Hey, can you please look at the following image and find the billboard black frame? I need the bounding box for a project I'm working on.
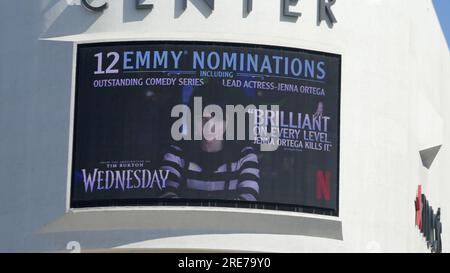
[69,40,342,217]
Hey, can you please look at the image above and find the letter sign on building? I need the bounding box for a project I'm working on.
[80,0,338,28]
[415,185,443,253]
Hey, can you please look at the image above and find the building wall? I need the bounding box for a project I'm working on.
[0,0,449,252]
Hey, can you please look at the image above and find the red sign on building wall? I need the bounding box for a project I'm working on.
[415,185,442,253]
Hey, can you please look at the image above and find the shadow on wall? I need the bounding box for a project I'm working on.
[174,0,213,18]
[41,0,101,38]
[123,0,152,23]
[41,0,61,15]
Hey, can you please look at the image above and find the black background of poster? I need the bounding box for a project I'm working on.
[70,41,341,215]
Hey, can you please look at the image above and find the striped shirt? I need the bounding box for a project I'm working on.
[160,144,260,201]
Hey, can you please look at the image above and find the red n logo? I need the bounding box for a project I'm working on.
[415,185,423,230]
[316,170,331,201]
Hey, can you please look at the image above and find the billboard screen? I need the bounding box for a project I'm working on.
[70,41,341,214]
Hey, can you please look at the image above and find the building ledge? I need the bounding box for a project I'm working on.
[39,207,343,241]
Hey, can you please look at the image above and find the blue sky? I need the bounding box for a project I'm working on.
[433,0,450,49]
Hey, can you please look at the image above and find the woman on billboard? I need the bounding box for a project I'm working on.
[159,80,261,202]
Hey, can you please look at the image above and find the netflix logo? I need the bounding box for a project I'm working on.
[316,170,331,201]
